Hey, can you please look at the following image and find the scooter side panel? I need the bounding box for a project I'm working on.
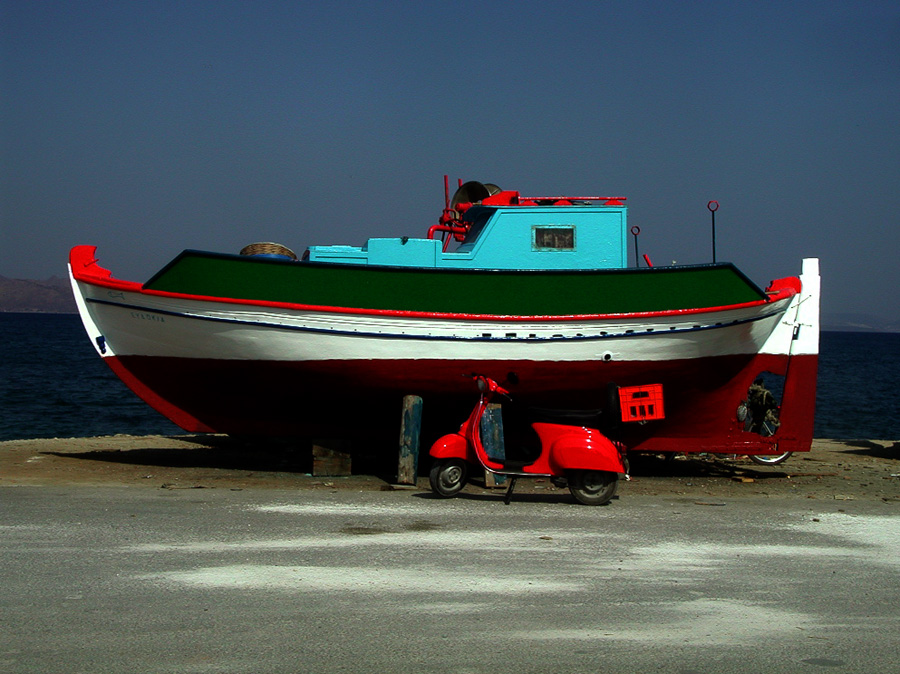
[545,428,624,474]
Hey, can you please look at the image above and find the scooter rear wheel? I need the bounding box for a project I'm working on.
[429,459,468,498]
[569,470,618,505]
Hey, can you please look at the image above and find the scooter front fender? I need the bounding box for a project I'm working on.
[429,432,469,461]
[549,431,624,474]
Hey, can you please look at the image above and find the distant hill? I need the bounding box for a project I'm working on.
[0,276,77,313]
[821,312,900,333]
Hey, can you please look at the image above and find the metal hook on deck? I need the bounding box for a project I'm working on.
[630,226,641,267]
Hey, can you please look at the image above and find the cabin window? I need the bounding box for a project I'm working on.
[460,210,493,245]
[532,226,575,251]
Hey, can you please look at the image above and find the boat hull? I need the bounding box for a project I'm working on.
[69,246,819,455]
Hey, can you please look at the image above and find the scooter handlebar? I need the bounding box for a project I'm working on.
[472,375,510,397]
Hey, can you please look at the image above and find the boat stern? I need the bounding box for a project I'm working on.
[759,257,821,450]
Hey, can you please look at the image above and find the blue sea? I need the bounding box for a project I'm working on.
[0,313,897,442]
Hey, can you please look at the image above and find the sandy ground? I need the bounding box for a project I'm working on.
[1,434,898,503]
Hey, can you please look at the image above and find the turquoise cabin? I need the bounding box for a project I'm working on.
[305,192,628,271]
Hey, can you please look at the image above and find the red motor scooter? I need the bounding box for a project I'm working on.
[428,376,627,505]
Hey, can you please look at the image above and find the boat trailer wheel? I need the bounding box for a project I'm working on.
[748,451,793,466]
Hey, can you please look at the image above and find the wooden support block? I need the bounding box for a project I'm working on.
[312,441,352,476]
[397,395,423,485]
[481,403,507,487]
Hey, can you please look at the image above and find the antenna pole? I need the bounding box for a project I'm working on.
[708,201,719,263]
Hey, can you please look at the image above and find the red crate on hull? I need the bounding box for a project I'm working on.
[618,384,665,422]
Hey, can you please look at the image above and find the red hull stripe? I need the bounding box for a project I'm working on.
[103,352,818,456]
[70,245,796,322]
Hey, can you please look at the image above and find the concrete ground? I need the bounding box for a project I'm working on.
[2,483,899,673]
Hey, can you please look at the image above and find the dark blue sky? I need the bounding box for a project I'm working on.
[2,0,898,319]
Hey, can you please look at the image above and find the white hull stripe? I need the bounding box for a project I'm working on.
[85,296,788,343]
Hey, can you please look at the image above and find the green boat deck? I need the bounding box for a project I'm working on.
[143,251,768,316]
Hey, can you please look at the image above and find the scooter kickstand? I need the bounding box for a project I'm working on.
[503,476,517,505]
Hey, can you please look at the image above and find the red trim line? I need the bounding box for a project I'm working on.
[70,245,798,323]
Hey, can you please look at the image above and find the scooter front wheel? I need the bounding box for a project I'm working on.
[569,470,618,506]
[429,459,468,498]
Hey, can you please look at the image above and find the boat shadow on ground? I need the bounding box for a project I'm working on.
[42,435,318,474]
[626,453,791,481]
[838,440,899,460]
[40,435,796,484]
[40,434,419,483]
[413,490,602,506]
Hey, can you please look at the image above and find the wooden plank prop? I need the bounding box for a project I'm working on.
[397,395,423,485]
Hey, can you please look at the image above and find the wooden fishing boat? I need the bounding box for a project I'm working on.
[69,179,819,457]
